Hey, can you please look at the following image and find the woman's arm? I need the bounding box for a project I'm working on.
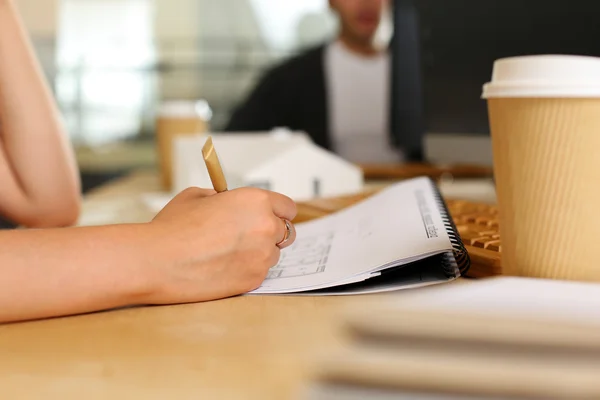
[0,187,297,324]
[0,224,155,323]
[0,0,81,228]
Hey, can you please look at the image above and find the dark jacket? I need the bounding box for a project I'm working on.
[225,45,332,150]
[224,42,426,161]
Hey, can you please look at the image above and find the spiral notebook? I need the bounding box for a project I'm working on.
[251,177,470,295]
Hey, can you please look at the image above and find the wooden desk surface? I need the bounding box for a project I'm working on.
[0,291,372,398]
[0,281,471,399]
[0,169,479,399]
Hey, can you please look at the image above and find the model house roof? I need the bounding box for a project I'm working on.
[212,132,310,174]
[179,131,358,177]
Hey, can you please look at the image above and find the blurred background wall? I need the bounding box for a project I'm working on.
[16,0,345,146]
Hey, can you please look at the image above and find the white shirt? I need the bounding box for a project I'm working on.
[324,40,404,164]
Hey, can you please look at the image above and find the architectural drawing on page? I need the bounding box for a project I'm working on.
[266,233,335,279]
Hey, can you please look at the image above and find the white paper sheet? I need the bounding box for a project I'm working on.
[394,276,600,324]
[251,177,456,294]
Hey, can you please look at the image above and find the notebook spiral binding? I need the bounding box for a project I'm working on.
[430,180,471,277]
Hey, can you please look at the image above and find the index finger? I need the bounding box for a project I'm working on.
[266,191,297,221]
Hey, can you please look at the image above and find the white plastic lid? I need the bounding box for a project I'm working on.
[158,100,213,119]
[482,55,600,98]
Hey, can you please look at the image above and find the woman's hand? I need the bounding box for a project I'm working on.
[144,186,297,304]
[0,186,296,324]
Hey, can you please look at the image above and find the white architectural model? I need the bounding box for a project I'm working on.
[171,130,364,201]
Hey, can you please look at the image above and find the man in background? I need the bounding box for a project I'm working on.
[225,0,404,164]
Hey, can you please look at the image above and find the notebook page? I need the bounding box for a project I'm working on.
[264,255,456,296]
[251,177,453,294]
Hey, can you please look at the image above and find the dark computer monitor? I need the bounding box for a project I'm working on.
[391,0,600,164]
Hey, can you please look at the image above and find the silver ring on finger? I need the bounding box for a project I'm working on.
[276,219,293,248]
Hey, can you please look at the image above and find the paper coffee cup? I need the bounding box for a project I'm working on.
[155,100,212,190]
[482,55,600,282]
